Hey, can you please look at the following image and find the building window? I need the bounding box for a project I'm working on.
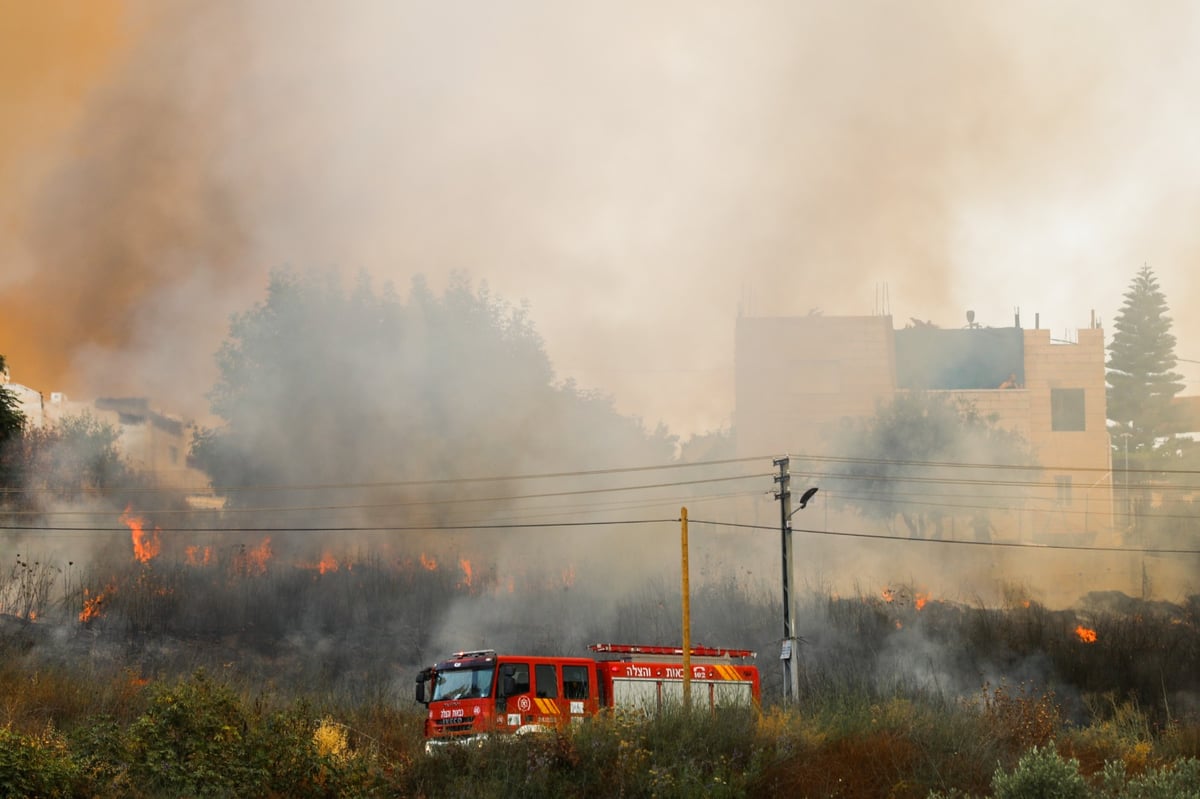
[1051,388,1086,431]
[1055,475,1073,505]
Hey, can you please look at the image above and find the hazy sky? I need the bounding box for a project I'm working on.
[2,1,1199,439]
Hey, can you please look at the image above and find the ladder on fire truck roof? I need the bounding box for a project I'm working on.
[589,643,756,663]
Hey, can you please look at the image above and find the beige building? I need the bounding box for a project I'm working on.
[3,367,209,493]
[735,314,1114,544]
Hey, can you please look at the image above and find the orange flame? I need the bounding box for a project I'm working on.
[185,545,213,567]
[235,537,272,576]
[318,551,338,575]
[420,553,437,571]
[121,506,160,563]
[915,592,929,610]
[79,584,115,622]
[459,558,474,588]
[1075,625,1097,643]
[881,588,896,603]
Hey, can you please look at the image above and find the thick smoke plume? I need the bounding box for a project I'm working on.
[3,1,1200,433]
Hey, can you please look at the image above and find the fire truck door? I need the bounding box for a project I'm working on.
[497,662,532,729]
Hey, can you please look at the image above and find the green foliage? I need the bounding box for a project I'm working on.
[0,723,82,799]
[1100,757,1200,798]
[0,355,25,448]
[823,392,1035,538]
[1107,266,1185,452]
[123,671,386,797]
[990,744,1089,799]
[1,413,134,510]
[125,670,263,796]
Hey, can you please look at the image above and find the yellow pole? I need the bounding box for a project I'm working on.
[681,506,691,709]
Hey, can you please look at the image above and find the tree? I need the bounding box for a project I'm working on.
[822,392,1035,540]
[192,268,677,506]
[0,355,25,446]
[0,354,28,491]
[1106,265,1185,456]
[2,413,139,510]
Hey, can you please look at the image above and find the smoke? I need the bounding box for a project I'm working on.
[5,1,1200,677]
[3,1,1200,434]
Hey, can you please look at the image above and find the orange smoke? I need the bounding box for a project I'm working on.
[1074,625,1097,643]
[121,506,161,563]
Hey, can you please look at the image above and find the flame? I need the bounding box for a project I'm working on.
[1075,625,1097,643]
[915,592,929,610]
[235,537,272,576]
[459,558,473,588]
[185,545,213,566]
[121,506,161,563]
[882,588,896,603]
[318,551,339,575]
[420,553,437,571]
[79,584,115,622]
[27,611,37,622]
[1022,600,1032,609]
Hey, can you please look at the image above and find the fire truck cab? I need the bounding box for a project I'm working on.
[415,644,759,752]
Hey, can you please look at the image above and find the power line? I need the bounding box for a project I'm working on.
[686,517,1200,555]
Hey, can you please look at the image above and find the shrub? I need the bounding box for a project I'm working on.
[991,744,1088,799]
[1101,756,1200,799]
[125,670,265,797]
[0,723,81,799]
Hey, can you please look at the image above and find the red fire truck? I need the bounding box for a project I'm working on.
[415,643,760,751]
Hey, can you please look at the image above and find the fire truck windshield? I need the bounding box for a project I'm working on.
[431,666,495,701]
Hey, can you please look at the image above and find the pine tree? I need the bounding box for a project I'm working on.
[1106,265,1185,454]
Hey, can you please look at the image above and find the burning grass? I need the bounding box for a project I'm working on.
[0,537,1199,796]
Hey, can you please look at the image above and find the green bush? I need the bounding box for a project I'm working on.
[125,670,265,797]
[1101,756,1200,799]
[0,723,81,799]
[991,744,1088,799]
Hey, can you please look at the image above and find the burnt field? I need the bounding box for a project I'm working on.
[3,527,1198,720]
[2,528,1200,797]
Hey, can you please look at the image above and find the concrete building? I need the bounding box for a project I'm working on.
[2,367,209,493]
[734,313,1114,544]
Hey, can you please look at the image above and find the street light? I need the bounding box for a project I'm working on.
[773,455,818,704]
